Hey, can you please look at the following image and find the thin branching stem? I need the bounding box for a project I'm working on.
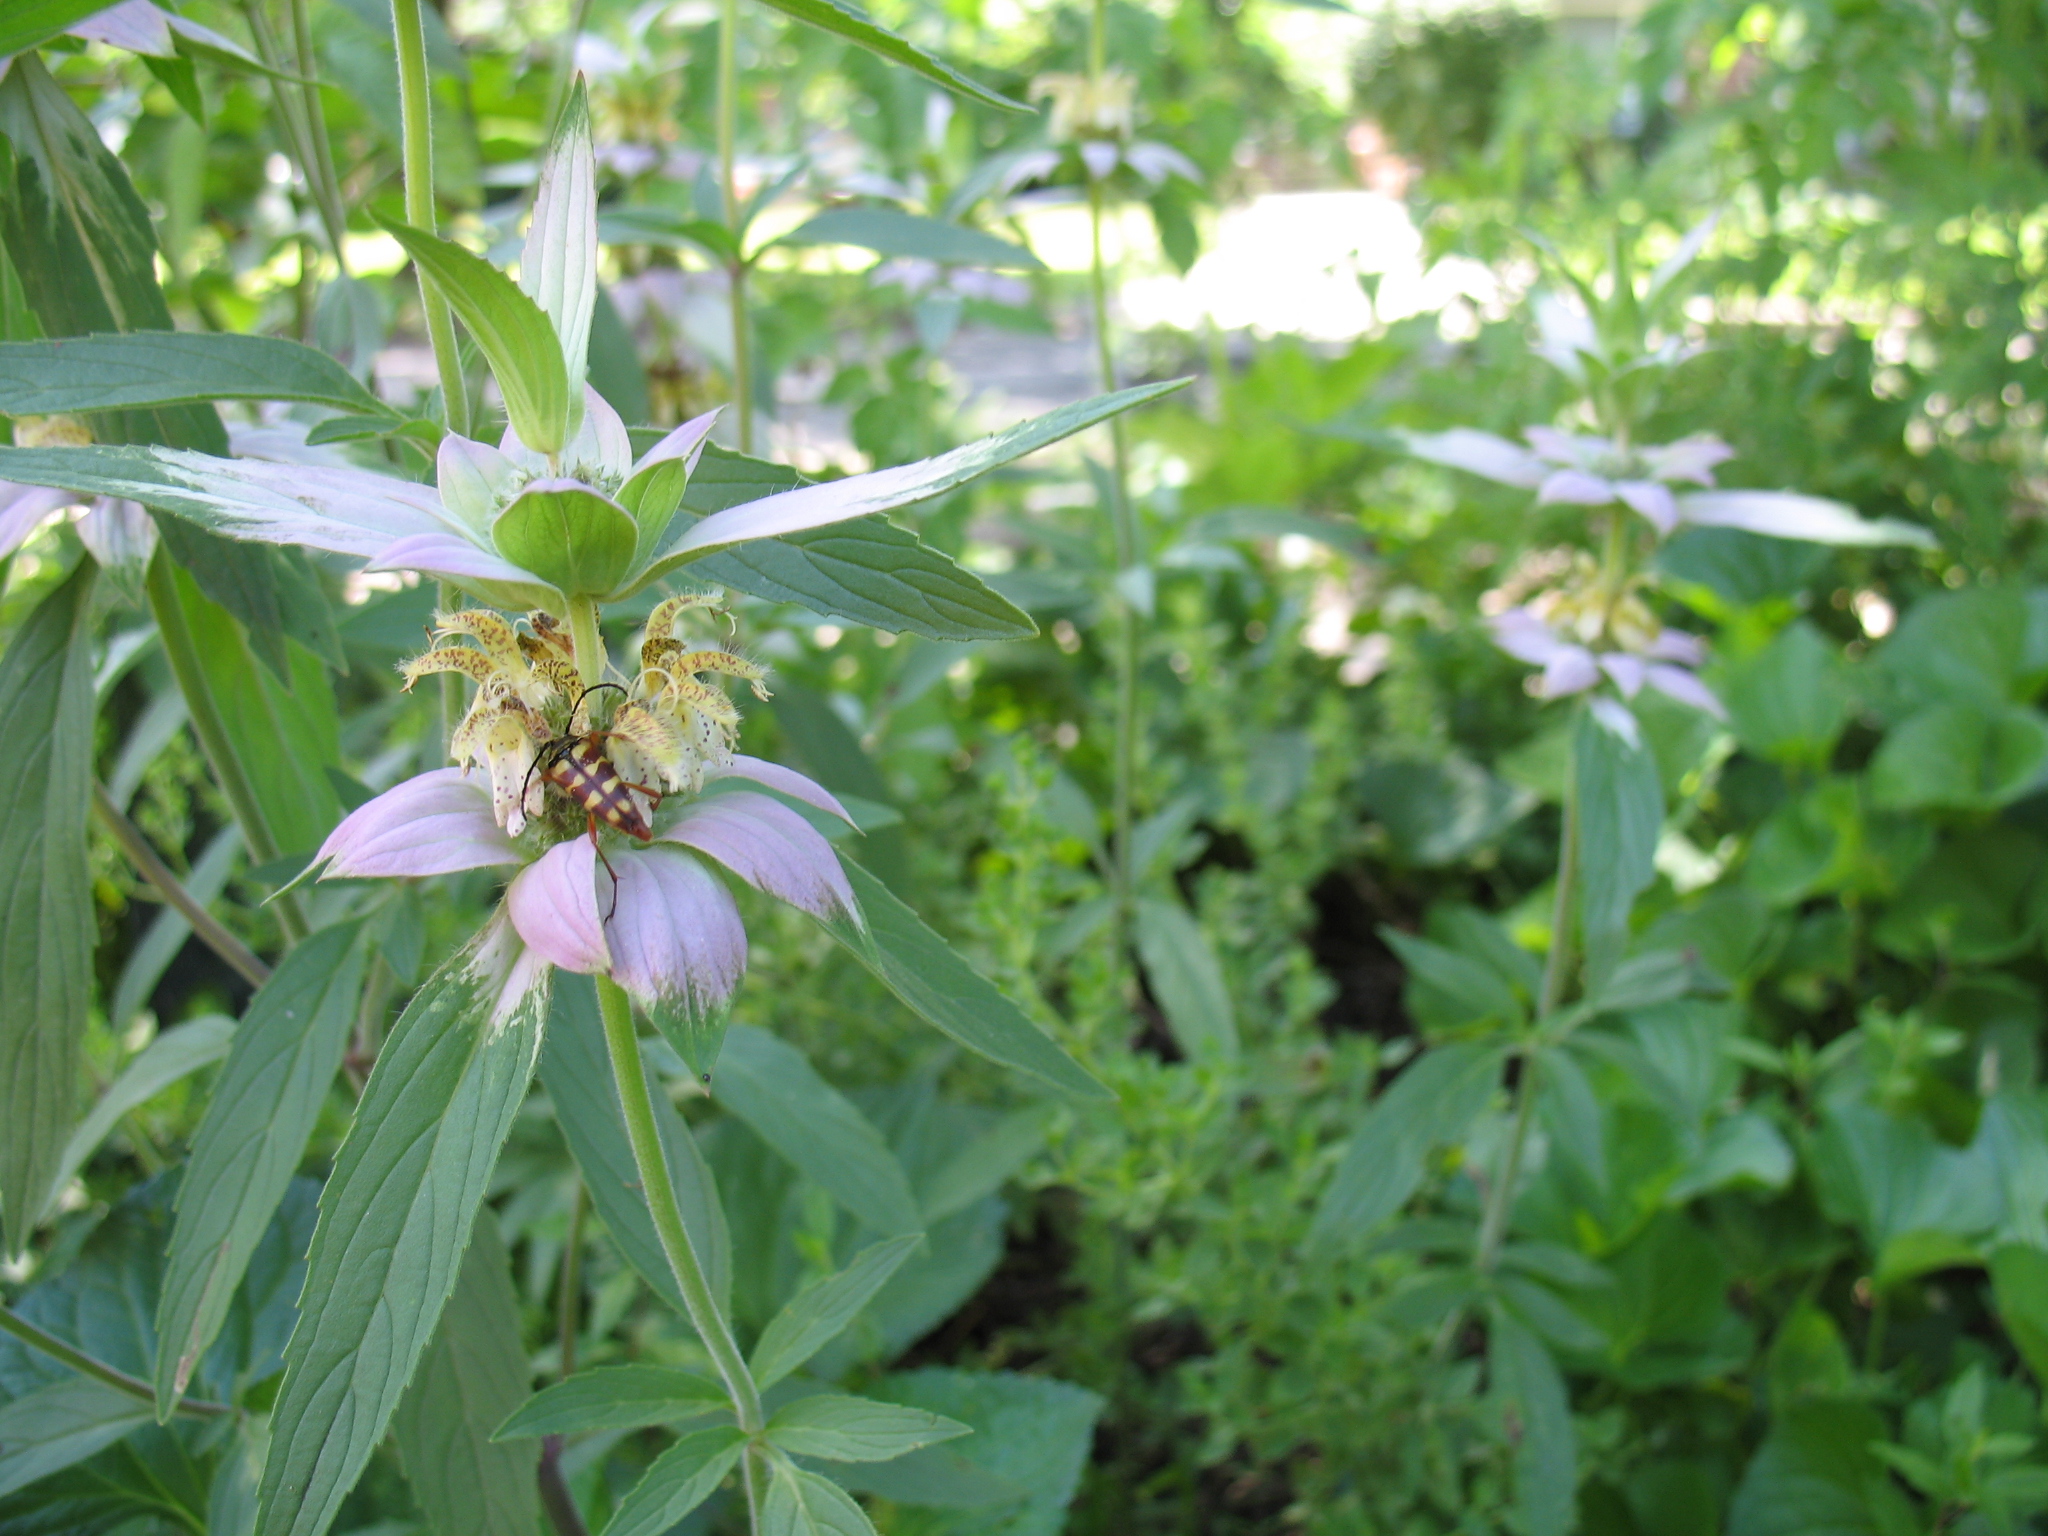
[143,553,309,943]
[391,0,470,437]
[286,0,351,266]
[92,781,271,989]
[0,1305,236,1420]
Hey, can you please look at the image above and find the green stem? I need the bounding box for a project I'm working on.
[594,977,763,1432]
[717,0,753,454]
[91,781,272,990]
[557,1181,585,1381]
[143,554,309,943]
[1088,174,1139,965]
[287,0,351,267]
[0,1306,235,1420]
[391,0,470,438]
[1473,731,1582,1279]
[566,595,605,689]
[239,0,342,262]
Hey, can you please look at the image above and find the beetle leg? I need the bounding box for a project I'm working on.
[588,811,621,922]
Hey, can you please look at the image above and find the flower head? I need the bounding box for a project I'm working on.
[1489,577,1724,719]
[318,600,856,1033]
[1404,425,1733,535]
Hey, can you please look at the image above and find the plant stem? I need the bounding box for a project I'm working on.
[239,0,346,263]
[594,978,764,1433]
[91,782,271,990]
[538,1442,591,1536]
[717,0,753,453]
[0,1305,235,1420]
[143,554,308,943]
[286,0,351,267]
[567,595,605,689]
[1473,731,1582,1279]
[391,0,470,438]
[1087,175,1139,965]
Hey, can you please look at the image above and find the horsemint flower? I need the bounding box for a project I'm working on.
[0,79,1178,621]
[1402,424,1935,548]
[1488,556,1725,718]
[313,593,856,1032]
[1010,69,1199,187]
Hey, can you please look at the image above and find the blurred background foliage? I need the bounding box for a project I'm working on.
[9,0,2048,1529]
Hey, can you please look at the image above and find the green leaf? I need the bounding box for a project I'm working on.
[1132,898,1238,1066]
[1574,705,1663,978]
[393,1211,540,1536]
[776,208,1043,270]
[1489,1310,1577,1536]
[254,941,546,1536]
[764,1462,879,1536]
[1868,702,2048,810]
[588,284,649,426]
[749,0,1023,111]
[602,1427,747,1536]
[0,1378,155,1499]
[491,480,639,601]
[0,0,116,58]
[539,975,731,1318]
[109,826,240,1029]
[1990,1244,2048,1387]
[860,1369,1101,1530]
[597,206,741,264]
[0,56,332,680]
[1727,1403,1916,1536]
[1381,926,1527,1031]
[766,1395,970,1463]
[748,1234,923,1390]
[0,332,391,418]
[41,1012,236,1225]
[1310,1041,1505,1246]
[1719,621,1854,769]
[917,1105,1049,1226]
[0,561,95,1255]
[645,380,1189,577]
[819,862,1107,1100]
[520,80,597,396]
[711,1026,923,1237]
[377,215,571,455]
[171,563,345,857]
[155,923,366,1417]
[494,1364,728,1439]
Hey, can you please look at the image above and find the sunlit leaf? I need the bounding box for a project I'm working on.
[765,1394,970,1463]
[749,0,1025,112]
[775,208,1044,270]
[748,1235,923,1390]
[0,332,391,418]
[520,80,597,399]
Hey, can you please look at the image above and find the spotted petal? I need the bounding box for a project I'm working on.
[604,844,747,1008]
[316,768,519,878]
[507,837,610,973]
[662,792,855,920]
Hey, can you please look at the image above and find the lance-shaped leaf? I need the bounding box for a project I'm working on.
[495,1364,728,1439]
[1675,489,1935,548]
[0,1378,155,1499]
[393,1212,540,1536]
[254,943,546,1536]
[378,215,571,455]
[712,1026,923,1237]
[679,446,1035,641]
[765,1395,970,1463]
[775,208,1045,270]
[752,0,1024,112]
[0,562,96,1256]
[603,1427,748,1536]
[491,478,638,600]
[154,922,366,1417]
[763,1462,880,1536]
[818,861,1108,1100]
[0,332,392,418]
[643,380,1188,578]
[0,0,121,59]
[521,80,597,400]
[748,1234,923,1390]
